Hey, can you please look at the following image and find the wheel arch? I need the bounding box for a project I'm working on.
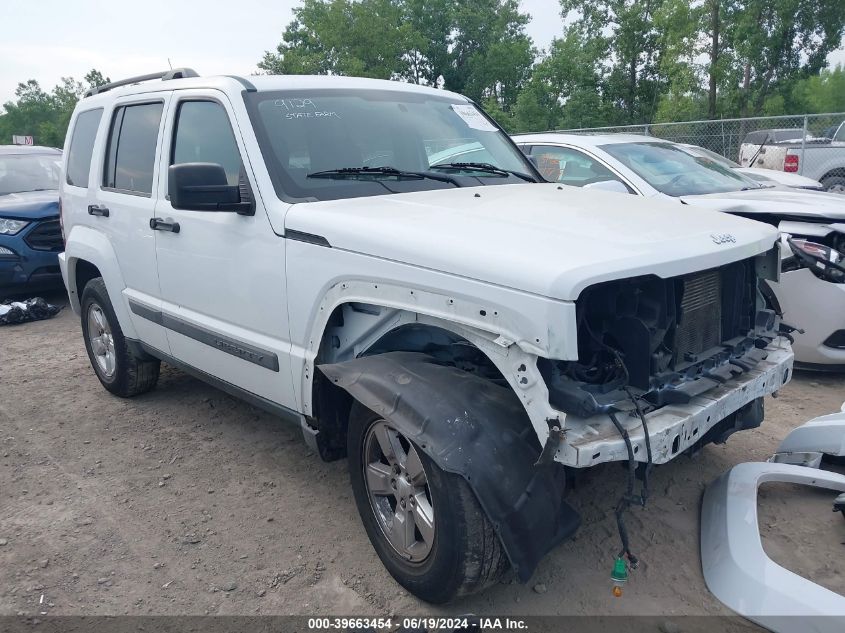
[308,313,500,460]
[295,281,564,459]
[820,167,845,185]
[64,225,136,338]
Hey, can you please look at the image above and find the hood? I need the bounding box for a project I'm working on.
[286,183,779,301]
[680,187,845,221]
[0,190,59,220]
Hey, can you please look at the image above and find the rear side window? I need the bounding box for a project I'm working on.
[66,108,103,187]
[171,101,242,185]
[103,102,164,195]
[743,131,766,145]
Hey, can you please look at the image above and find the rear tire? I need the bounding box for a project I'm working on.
[80,277,160,397]
[347,402,508,603]
[821,175,845,194]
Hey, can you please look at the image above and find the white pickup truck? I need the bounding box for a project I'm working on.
[739,121,845,192]
[59,70,793,603]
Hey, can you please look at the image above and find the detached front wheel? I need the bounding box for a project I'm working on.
[347,402,508,603]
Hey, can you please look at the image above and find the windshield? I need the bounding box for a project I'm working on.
[245,89,536,202]
[0,154,60,195]
[601,142,761,196]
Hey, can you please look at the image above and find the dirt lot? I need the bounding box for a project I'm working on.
[1,290,844,619]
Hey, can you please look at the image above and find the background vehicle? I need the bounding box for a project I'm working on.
[0,145,63,298]
[680,143,824,191]
[738,122,845,193]
[513,133,845,368]
[60,71,792,602]
[738,128,819,166]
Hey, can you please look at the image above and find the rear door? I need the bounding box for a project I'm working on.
[97,94,172,353]
[152,90,296,409]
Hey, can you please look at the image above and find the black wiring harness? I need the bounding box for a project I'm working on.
[583,316,655,568]
[608,388,654,568]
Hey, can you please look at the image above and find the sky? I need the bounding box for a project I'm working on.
[1,0,843,106]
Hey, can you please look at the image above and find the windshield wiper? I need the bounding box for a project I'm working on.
[430,162,537,182]
[307,166,460,186]
[748,133,770,168]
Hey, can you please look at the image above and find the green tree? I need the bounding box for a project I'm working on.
[0,70,110,147]
[790,64,845,113]
[509,28,608,132]
[260,0,534,113]
[258,0,410,78]
[727,0,845,117]
[561,0,669,123]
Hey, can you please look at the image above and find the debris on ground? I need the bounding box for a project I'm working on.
[0,297,62,325]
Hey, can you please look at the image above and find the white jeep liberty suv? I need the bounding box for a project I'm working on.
[59,69,793,603]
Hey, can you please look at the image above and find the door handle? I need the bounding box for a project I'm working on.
[87,204,110,217]
[150,217,180,233]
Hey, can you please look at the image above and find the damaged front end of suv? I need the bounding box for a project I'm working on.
[544,256,780,417]
[546,246,792,468]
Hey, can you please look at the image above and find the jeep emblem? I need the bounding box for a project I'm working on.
[711,233,737,245]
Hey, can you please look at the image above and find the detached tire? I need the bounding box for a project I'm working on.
[347,402,508,603]
[80,277,160,397]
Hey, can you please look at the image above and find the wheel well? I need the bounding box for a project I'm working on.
[821,168,845,183]
[74,259,101,297]
[309,303,504,462]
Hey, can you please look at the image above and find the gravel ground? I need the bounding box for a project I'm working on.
[1,290,844,619]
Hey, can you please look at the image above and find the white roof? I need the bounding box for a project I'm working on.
[79,73,468,107]
[511,132,658,147]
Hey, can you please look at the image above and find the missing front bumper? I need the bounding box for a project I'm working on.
[556,342,794,467]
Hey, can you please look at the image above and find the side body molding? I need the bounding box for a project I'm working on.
[318,351,581,582]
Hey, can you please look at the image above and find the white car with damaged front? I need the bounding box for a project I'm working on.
[513,133,845,369]
[59,72,792,603]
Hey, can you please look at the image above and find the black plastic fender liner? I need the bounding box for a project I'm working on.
[318,351,581,582]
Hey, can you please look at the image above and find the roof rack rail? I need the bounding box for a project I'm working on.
[84,68,199,97]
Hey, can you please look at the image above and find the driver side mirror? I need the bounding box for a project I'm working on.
[168,162,254,215]
[583,179,631,194]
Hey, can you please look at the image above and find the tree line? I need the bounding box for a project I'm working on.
[260,0,845,131]
[2,0,844,146]
[0,71,109,148]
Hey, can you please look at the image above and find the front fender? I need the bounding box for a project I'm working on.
[64,225,136,339]
[318,351,581,582]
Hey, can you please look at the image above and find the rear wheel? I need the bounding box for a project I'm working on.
[347,402,508,603]
[821,175,845,194]
[80,277,160,397]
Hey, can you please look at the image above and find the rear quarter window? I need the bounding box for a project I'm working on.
[66,108,103,187]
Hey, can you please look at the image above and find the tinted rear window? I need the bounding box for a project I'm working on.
[66,108,103,187]
[103,102,163,195]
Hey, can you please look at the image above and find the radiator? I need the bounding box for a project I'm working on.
[674,270,722,364]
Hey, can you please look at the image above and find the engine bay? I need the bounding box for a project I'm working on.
[540,256,782,418]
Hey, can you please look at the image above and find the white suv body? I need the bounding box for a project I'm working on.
[60,71,792,601]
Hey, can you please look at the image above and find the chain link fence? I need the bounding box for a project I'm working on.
[557,113,845,190]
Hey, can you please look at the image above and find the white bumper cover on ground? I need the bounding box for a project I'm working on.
[701,461,845,632]
[770,408,845,467]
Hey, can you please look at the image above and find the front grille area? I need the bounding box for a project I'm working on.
[24,219,63,252]
[674,270,722,363]
[539,254,773,418]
